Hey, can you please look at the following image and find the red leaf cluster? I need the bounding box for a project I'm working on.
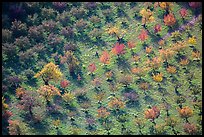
[188,2,202,9]
[154,24,162,33]
[88,63,96,73]
[138,29,148,41]
[60,79,70,88]
[127,41,136,49]
[179,8,188,18]
[112,42,125,55]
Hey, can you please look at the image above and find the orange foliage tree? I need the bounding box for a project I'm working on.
[99,51,110,64]
[144,106,160,124]
[127,41,136,49]
[178,106,193,119]
[7,120,21,135]
[97,107,110,119]
[166,66,177,74]
[108,97,125,110]
[88,63,96,73]
[37,84,61,104]
[15,87,26,99]
[163,13,176,27]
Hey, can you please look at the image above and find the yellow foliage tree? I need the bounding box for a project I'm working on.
[34,62,63,85]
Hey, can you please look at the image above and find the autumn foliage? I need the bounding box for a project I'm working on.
[88,63,96,73]
[7,120,21,135]
[37,85,61,102]
[34,62,63,85]
[144,106,160,120]
[111,42,125,55]
[99,51,110,64]
[139,8,155,25]
[152,73,163,82]
[178,106,193,118]
[138,29,148,41]
[62,92,75,102]
[163,13,176,26]
[188,2,202,9]
[154,24,162,33]
[60,51,80,74]
[166,66,177,74]
[15,87,26,99]
[127,41,136,49]
[119,75,133,86]
[2,96,12,119]
[183,123,198,135]
[97,107,110,118]
[180,8,188,18]
[60,79,70,89]
[158,2,173,10]
[108,97,125,109]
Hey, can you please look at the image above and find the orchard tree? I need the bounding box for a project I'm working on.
[34,62,63,85]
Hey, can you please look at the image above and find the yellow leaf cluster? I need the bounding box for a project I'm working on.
[159,2,173,10]
[140,8,155,24]
[34,62,63,82]
[106,26,119,35]
[62,92,75,102]
[2,96,9,110]
[152,73,163,82]
[53,119,61,127]
[188,36,197,45]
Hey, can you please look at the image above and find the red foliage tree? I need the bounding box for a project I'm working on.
[60,79,70,89]
[138,29,148,41]
[154,24,162,33]
[188,2,202,9]
[179,8,188,18]
[88,63,96,73]
[111,42,125,55]
[127,41,136,49]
